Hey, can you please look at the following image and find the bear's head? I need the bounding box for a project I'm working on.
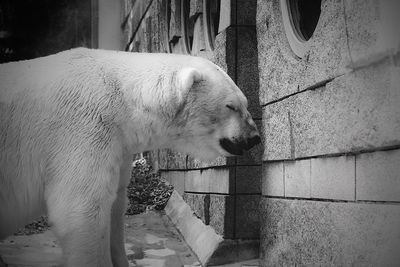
[167,61,261,161]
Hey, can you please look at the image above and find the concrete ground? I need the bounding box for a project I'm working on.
[0,211,259,267]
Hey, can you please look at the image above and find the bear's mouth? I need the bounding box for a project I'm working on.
[219,138,244,156]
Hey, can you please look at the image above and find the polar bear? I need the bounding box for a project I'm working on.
[0,48,260,266]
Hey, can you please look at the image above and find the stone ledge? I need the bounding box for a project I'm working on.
[165,191,223,265]
[165,191,259,266]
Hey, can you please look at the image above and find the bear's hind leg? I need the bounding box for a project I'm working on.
[46,177,116,267]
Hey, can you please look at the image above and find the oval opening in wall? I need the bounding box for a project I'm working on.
[281,0,322,58]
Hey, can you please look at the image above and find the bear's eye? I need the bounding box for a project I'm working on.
[226,104,237,112]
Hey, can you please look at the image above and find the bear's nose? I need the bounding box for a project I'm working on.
[246,135,261,150]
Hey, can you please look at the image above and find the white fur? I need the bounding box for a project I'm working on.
[0,48,257,266]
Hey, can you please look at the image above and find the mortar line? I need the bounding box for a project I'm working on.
[260,76,337,107]
[262,145,400,163]
[262,195,400,205]
[158,164,262,173]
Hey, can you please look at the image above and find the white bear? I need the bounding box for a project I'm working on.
[0,48,260,266]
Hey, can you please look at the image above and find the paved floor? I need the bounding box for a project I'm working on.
[0,211,259,267]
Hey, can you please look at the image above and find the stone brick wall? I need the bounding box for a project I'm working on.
[122,0,262,262]
[257,0,400,265]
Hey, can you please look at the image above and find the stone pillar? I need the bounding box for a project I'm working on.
[122,0,262,265]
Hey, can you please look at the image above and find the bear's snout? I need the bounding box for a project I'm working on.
[219,134,261,156]
[246,135,261,150]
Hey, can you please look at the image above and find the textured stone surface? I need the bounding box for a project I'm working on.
[262,101,292,160]
[161,171,185,195]
[311,156,355,201]
[186,155,233,169]
[208,240,260,266]
[356,149,400,202]
[235,165,261,194]
[257,0,351,104]
[237,26,262,119]
[262,162,284,197]
[235,195,260,239]
[184,168,234,194]
[284,160,311,198]
[166,149,186,169]
[183,193,209,224]
[344,0,400,68]
[209,195,235,238]
[262,59,400,160]
[260,198,400,266]
[236,0,257,26]
[157,149,168,169]
[156,149,186,170]
[211,27,237,82]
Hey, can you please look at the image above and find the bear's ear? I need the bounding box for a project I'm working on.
[175,67,202,104]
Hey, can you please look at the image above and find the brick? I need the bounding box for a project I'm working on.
[161,171,185,195]
[356,149,400,202]
[184,168,234,194]
[311,156,355,201]
[235,195,260,239]
[257,0,351,104]
[211,27,236,80]
[157,149,168,169]
[284,159,311,198]
[166,149,186,169]
[260,198,400,266]
[237,26,262,119]
[262,59,400,160]
[236,165,261,194]
[157,149,186,170]
[236,0,257,26]
[183,193,209,224]
[344,0,400,68]
[186,155,233,169]
[209,195,235,238]
[262,162,284,197]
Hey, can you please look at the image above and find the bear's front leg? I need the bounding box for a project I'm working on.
[110,158,132,267]
[46,171,118,267]
[110,186,129,267]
